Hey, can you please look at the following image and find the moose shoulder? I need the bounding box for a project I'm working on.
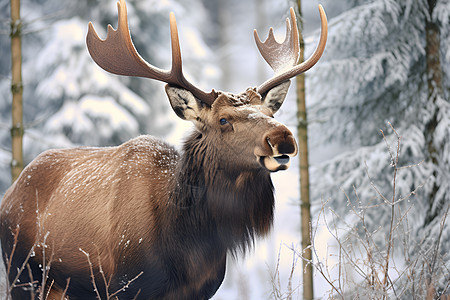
[0,0,327,299]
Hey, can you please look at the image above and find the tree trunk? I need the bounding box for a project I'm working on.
[10,0,24,182]
[295,1,314,299]
[424,0,444,226]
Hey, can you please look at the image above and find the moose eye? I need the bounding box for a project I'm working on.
[219,118,228,126]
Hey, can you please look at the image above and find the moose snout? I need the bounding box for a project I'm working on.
[264,128,298,157]
[254,126,298,172]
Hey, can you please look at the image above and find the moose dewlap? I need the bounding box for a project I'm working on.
[0,0,327,298]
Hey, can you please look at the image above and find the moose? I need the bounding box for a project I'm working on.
[0,0,327,298]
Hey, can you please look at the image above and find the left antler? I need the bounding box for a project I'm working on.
[255,6,328,96]
[86,0,218,105]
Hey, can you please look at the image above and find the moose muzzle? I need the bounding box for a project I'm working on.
[255,127,298,172]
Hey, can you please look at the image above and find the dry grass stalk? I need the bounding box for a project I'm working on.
[273,125,449,299]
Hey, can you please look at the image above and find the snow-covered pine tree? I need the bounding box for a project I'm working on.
[0,0,216,193]
[307,0,449,290]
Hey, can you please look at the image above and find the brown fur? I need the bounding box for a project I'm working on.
[0,88,297,299]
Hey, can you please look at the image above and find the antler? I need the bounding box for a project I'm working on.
[86,0,218,105]
[255,6,328,96]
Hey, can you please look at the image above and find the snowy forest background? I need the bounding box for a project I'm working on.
[0,0,449,298]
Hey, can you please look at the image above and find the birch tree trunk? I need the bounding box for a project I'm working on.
[10,0,24,182]
[295,1,313,299]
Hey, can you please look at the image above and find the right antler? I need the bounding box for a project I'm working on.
[255,6,328,96]
[86,0,218,105]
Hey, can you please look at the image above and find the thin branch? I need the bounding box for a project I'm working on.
[26,263,36,299]
[9,244,35,295]
[44,280,54,300]
[61,278,71,299]
[38,231,53,300]
[5,225,20,295]
[108,271,143,299]
[98,257,111,299]
[430,205,449,274]
[79,248,102,300]
[380,123,401,296]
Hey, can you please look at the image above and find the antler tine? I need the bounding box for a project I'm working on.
[166,13,218,105]
[86,0,217,105]
[254,8,299,74]
[87,0,167,79]
[256,5,328,96]
[169,13,183,77]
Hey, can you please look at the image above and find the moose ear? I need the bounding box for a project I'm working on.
[165,85,202,121]
[262,80,291,114]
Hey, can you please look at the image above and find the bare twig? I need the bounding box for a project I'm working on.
[268,244,283,299]
[108,271,143,299]
[430,205,449,276]
[132,289,142,300]
[26,263,36,299]
[98,257,111,299]
[295,202,345,299]
[379,124,400,297]
[44,280,54,300]
[79,248,143,299]
[79,248,102,300]
[9,244,35,296]
[61,278,71,299]
[38,231,53,300]
[5,225,20,297]
[298,124,446,299]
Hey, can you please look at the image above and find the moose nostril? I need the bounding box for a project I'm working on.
[278,142,295,154]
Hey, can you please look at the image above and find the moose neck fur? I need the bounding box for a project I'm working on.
[165,130,275,254]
